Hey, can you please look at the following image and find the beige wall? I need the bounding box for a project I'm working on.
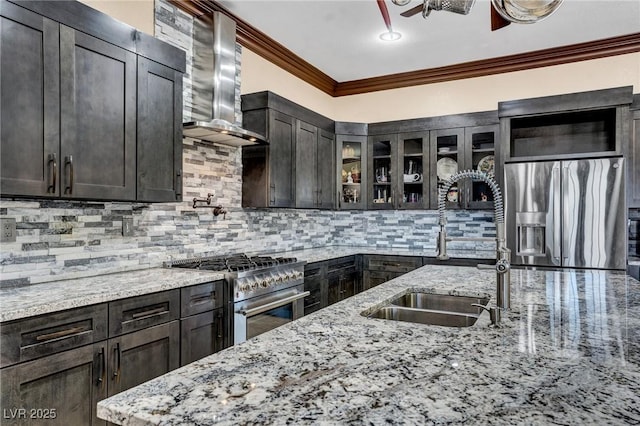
[81,1,639,123]
[243,49,640,122]
[78,0,155,35]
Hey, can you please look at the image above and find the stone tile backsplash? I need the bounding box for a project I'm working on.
[0,138,495,287]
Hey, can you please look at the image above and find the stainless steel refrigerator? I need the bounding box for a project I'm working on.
[504,158,626,270]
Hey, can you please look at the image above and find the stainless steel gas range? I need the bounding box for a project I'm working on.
[166,254,307,344]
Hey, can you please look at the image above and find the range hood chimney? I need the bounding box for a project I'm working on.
[183,12,266,146]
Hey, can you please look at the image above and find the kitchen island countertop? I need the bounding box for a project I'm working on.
[97,264,640,425]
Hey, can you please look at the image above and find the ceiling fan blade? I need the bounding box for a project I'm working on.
[491,2,511,31]
[377,0,393,32]
[400,4,423,17]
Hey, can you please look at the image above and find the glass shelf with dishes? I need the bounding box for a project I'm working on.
[466,125,498,209]
[430,128,464,209]
[399,133,429,209]
[337,136,366,209]
[368,136,397,209]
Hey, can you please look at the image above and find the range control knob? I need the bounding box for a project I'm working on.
[260,279,269,288]
[250,280,259,290]
[238,280,252,293]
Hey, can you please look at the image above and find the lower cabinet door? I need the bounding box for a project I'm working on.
[0,342,108,426]
[180,309,225,366]
[107,321,179,396]
[362,270,395,291]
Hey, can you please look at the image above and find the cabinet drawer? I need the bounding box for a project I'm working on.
[109,290,180,337]
[327,256,357,273]
[1,304,108,368]
[304,262,326,278]
[181,280,225,317]
[364,255,423,273]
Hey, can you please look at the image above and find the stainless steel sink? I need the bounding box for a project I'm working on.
[366,292,490,327]
[391,293,488,315]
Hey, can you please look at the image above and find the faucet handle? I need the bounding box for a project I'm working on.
[471,303,501,326]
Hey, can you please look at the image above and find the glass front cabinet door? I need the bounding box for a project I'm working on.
[430,128,464,209]
[367,134,397,209]
[398,131,429,209]
[337,135,366,209]
[464,124,498,209]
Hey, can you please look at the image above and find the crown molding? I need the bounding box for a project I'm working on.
[170,1,640,98]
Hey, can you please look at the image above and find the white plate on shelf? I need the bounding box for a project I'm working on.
[477,155,495,176]
[437,157,457,180]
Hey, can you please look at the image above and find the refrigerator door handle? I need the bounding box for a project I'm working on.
[551,165,562,263]
[561,166,571,263]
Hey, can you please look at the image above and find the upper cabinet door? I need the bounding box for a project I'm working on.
[316,129,335,209]
[137,57,183,202]
[464,124,499,210]
[268,110,296,207]
[59,25,136,201]
[397,131,429,210]
[295,120,318,208]
[0,3,60,197]
[368,134,398,209]
[430,128,464,209]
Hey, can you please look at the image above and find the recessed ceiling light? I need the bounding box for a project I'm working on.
[379,31,402,41]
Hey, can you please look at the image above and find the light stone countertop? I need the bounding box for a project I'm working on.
[97,265,640,425]
[0,268,225,323]
[0,246,491,323]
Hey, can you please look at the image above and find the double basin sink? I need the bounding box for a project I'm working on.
[365,291,490,327]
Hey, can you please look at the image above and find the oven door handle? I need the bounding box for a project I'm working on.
[238,291,310,317]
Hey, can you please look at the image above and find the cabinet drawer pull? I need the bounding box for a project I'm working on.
[190,294,214,305]
[35,326,87,342]
[130,306,167,320]
[48,153,57,193]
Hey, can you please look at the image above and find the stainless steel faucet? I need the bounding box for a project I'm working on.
[436,170,511,315]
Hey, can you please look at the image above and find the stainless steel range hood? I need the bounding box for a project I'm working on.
[183,12,266,146]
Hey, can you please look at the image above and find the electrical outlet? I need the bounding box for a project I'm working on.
[0,218,17,243]
[122,217,134,237]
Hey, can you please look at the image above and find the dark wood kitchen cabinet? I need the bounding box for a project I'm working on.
[0,304,109,425]
[180,280,229,366]
[327,256,359,305]
[106,321,180,397]
[1,289,183,425]
[367,134,398,209]
[137,57,183,202]
[1,342,108,425]
[0,0,185,202]
[303,261,326,315]
[296,121,335,209]
[367,111,498,211]
[336,126,368,210]
[303,256,361,313]
[243,109,296,207]
[0,2,60,197]
[242,91,336,209]
[361,255,423,291]
[59,25,137,200]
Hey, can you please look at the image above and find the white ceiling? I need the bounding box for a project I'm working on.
[218,0,640,82]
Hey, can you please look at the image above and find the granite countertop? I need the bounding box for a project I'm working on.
[0,246,491,323]
[97,265,640,425]
[0,268,225,323]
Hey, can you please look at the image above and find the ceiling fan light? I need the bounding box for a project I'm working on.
[380,31,402,41]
